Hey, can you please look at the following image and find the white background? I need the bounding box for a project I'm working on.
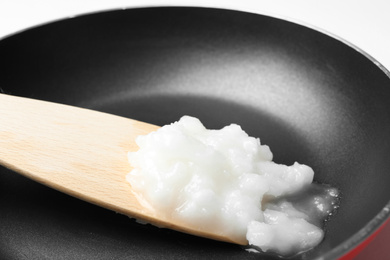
[0,0,389,71]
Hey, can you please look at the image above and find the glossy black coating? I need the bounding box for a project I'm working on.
[1,7,390,260]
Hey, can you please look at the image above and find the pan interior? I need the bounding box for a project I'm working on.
[1,7,390,260]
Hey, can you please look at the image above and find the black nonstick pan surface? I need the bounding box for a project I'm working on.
[1,6,390,260]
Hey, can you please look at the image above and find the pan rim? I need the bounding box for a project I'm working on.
[1,4,389,79]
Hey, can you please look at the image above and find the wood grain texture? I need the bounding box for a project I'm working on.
[0,94,245,245]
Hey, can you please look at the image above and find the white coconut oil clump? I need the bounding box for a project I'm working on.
[126,116,339,256]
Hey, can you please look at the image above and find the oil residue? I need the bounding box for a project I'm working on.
[246,183,340,257]
[267,183,340,228]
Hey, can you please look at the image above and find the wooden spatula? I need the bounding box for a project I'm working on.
[0,94,246,245]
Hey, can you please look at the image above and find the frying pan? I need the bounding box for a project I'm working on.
[1,6,390,260]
